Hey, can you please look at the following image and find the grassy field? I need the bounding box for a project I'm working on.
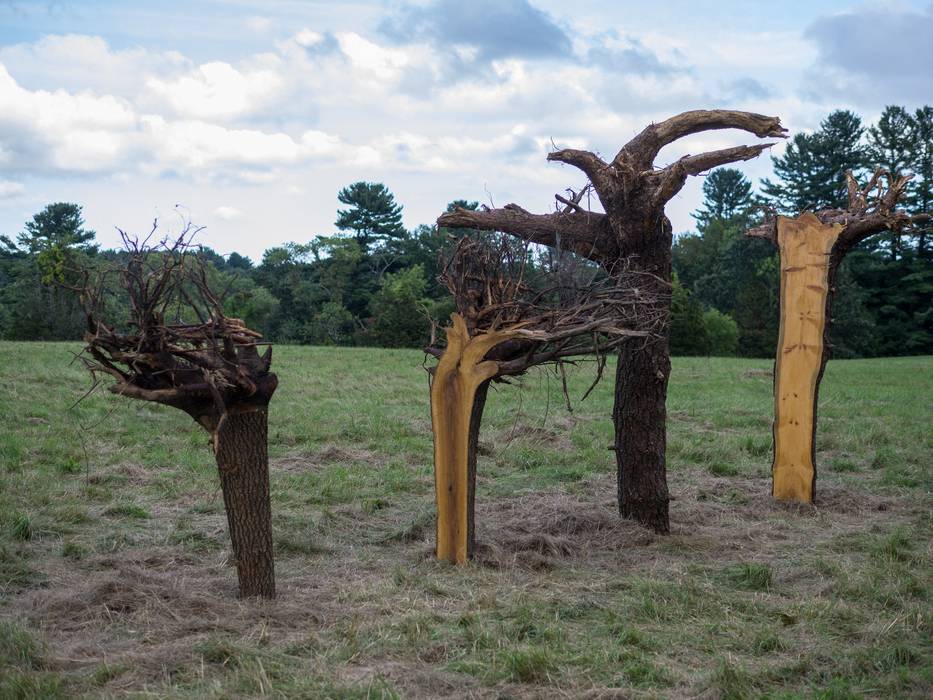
[0,342,930,699]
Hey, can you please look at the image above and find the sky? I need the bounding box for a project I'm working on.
[1,0,931,259]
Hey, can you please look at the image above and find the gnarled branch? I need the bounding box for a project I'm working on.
[438,204,614,264]
[617,109,787,170]
[546,149,614,205]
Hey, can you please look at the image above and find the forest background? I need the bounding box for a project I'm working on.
[2,106,930,359]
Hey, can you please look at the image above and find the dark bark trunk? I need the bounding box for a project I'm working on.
[465,380,490,559]
[614,339,671,533]
[437,111,788,534]
[214,407,275,599]
[612,217,672,533]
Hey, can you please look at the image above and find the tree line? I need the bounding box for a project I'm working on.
[1,105,930,357]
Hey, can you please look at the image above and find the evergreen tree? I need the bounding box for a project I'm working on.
[867,106,916,177]
[0,203,97,339]
[762,110,867,212]
[866,106,918,260]
[694,168,756,230]
[226,251,253,270]
[676,169,759,293]
[910,106,933,258]
[335,182,406,249]
[10,203,96,255]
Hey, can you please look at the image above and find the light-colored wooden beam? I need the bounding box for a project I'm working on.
[430,314,514,563]
[771,213,844,503]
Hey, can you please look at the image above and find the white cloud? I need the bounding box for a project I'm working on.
[214,205,243,220]
[336,32,410,81]
[0,5,902,259]
[294,29,325,48]
[0,62,366,180]
[0,64,139,173]
[144,61,286,120]
[0,34,187,97]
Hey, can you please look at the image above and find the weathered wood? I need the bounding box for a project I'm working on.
[430,314,513,563]
[750,171,925,505]
[438,110,786,533]
[427,235,664,560]
[71,230,280,598]
[771,214,843,503]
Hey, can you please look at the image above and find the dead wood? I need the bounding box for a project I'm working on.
[69,224,278,598]
[426,234,664,563]
[746,170,927,504]
[437,110,786,533]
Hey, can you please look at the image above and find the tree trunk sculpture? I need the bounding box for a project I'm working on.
[426,236,661,562]
[748,170,929,503]
[431,315,514,562]
[72,229,279,598]
[438,110,787,532]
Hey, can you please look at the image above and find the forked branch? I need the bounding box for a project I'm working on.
[617,109,787,169]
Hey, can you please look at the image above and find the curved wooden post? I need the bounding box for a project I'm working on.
[430,314,513,563]
[771,213,844,503]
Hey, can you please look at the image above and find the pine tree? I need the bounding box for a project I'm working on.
[910,106,933,258]
[762,110,867,212]
[335,182,406,249]
[0,203,96,340]
[13,202,96,255]
[866,106,918,259]
[694,168,756,231]
[867,106,916,176]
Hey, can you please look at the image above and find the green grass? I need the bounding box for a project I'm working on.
[724,562,773,591]
[0,343,930,698]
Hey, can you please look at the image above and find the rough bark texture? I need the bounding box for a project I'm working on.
[73,233,281,598]
[747,172,926,504]
[465,381,489,560]
[438,110,787,533]
[214,407,276,598]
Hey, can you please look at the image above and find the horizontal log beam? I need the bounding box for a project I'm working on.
[437,204,614,263]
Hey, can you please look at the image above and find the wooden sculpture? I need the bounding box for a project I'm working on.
[438,110,787,532]
[426,236,662,563]
[71,227,279,598]
[749,170,929,503]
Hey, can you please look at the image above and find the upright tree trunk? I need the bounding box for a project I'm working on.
[431,314,512,563]
[770,214,844,503]
[436,109,788,536]
[213,407,276,598]
[612,218,672,533]
[614,340,671,532]
[744,172,922,505]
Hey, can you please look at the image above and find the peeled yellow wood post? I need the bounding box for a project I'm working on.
[771,213,844,503]
[430,314,514,563]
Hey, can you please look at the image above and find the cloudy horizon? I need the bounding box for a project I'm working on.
[1,0,931,259]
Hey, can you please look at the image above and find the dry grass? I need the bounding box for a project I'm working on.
[0,345,930,698]
[5,465,927,698]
